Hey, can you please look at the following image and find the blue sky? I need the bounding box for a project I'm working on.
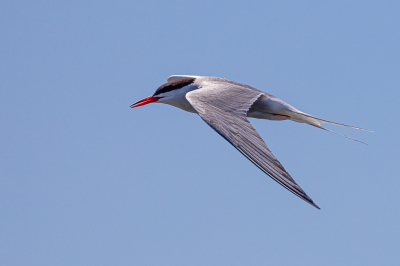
[1,1,399,265]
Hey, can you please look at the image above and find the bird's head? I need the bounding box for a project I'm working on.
[130,78,196,108]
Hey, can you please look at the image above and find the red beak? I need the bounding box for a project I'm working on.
[130,96,163,108]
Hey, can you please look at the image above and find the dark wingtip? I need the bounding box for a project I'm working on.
[302,194,320,209]
[307,200,320,209]
[313,203,321,210]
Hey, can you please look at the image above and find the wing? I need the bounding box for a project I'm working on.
[186,80,319,209]
[167,75,201,83]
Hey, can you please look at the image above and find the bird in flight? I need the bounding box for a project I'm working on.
[131,75,371,209]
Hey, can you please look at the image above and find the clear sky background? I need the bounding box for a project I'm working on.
[1,1,399,265]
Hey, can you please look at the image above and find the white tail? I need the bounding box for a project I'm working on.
[287,111,372,145]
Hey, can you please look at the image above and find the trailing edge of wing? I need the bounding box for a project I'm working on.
[186,78,319,209]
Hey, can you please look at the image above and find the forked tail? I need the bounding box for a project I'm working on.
[287,111,372,145]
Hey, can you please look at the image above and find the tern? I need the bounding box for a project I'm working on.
[131,75,371,209]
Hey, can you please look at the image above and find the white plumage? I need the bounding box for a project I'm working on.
[131,75,371,209]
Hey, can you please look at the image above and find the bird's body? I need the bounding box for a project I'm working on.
[132,75,370,209]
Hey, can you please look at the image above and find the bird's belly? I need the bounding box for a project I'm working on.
[247,110,289,120]
[247,95,290,121]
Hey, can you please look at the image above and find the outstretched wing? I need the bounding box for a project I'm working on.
[186,80,319,209]
[167,75,201,83]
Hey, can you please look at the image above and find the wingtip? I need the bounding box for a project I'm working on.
[305,198,320,209]
[312,203,321,210]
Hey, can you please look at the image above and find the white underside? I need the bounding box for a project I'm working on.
[246,95,321,125]
[162,75,371,144]
[248,95,371,143]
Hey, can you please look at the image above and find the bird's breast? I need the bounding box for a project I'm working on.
[162,95,197,113]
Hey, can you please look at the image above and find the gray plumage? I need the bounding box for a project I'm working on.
[132,75,371,209]
[186,77,319,209]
